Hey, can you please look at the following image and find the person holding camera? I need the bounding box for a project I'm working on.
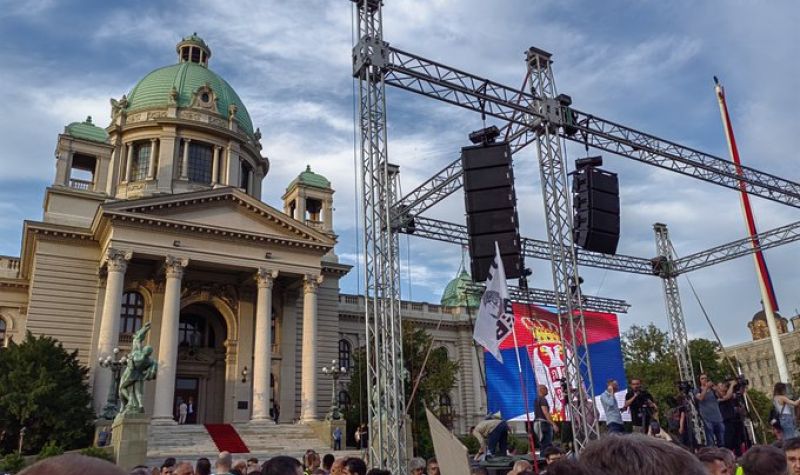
[696,373,725,447]
[624,378,657,433]
[716,378,747,455]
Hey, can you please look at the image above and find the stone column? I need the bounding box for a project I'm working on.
[147,138,158,180]
[93,249,132,412]
[251,268,278,423]
[124,143,134,182]
[300,274,322,422]
[180,139,191,180]
[151,256,189,425]
[211,146,221,184]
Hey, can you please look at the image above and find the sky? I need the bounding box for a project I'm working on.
[0,0,798,349]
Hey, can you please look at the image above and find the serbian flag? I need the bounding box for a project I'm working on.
[484,303,628,422]
[473,243,515,364]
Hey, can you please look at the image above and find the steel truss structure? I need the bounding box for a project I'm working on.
[351,0,800,461]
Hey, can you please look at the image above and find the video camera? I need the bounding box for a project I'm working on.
[676,380,694,394]
[730,374,749,393]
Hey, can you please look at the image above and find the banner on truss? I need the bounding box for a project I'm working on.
[484,302,628,422]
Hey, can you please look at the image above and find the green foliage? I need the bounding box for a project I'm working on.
[0,452,26,473]
[459,434,479,454]
[689,339,727,382]
[36,441,64,461]
[79,446,114,462]
[0,332,95,455]
[744,388,776,444]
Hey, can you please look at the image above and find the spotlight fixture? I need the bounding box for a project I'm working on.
[468,125,501,145]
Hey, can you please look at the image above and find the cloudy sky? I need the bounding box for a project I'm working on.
[0,0,798,348]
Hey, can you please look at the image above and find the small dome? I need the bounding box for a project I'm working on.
[752,309,786,322]
[441,268,480,308]
[125,35,255,139]
[64,116,109,143]
[287,165,331,191]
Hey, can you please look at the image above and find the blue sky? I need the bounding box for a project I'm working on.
[0,0,798,348]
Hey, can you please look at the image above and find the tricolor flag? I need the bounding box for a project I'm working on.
[473,242,515,364]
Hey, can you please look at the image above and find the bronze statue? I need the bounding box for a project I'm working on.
[118,322,158,417]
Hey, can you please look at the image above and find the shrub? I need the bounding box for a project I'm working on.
[459,434,480,454]
[36,440,64,461]
[0,453,26,473]
[79,446,114,462]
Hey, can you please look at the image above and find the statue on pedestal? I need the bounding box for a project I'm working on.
[118,322,158,417]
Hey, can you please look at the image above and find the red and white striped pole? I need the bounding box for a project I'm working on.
[714,77,789,382]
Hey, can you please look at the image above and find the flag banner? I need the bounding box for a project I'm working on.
[485,302,628,422]
[472,243,514,363]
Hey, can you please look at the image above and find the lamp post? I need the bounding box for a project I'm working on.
[99,347,128,420]
[322,359,347,420]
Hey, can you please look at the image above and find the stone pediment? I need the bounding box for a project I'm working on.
[101,187,334,248]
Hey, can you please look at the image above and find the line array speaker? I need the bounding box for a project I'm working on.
[572,166,620,255]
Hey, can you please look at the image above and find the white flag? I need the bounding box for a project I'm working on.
[473,242,515,363]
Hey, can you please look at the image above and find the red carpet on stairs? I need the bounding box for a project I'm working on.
[204,424,250,454]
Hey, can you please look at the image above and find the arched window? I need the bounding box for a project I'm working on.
[120,291,144,335]
[130,142,152,181]
[338,339,352,371]
[0,318,6,346]
[179,142,213,184]
[439,393,454,429]
[338,390,352,410]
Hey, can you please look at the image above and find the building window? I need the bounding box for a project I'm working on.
[130,142,151,181]
[240,162,252,191]
[178,314,216,348]
[338,390,351,410]
[69,153,96,190]
[0,318,6,346]
[439,393,454,429]
[271,307,277,346]
[120,291,144,335]
[339,339,352,371]
[179,142,213,184]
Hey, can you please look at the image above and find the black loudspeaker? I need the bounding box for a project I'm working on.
[462,142,522,282]
[572,166,620,254]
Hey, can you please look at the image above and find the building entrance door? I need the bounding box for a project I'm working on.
[175,377,199,424]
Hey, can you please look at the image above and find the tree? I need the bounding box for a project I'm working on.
[0,332,94,455]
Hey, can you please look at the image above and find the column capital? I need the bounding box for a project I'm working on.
[150,138,158,143]
[106,248,132,273]
[165,255,189,279]
[303,274,323,294]
[184,138,192,144]
[256,268,279,289]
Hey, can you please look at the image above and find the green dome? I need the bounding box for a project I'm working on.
[287,165,331,191]
[441,268,480,308]
[125,41,254,138]
[65,116,108,143]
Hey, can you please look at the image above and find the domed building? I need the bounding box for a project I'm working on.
[0,35,489,453]
[747,307,789,341]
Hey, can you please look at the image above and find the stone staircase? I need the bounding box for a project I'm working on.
[146,422,356,465]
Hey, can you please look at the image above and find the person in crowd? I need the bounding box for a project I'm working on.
[786,437,800,475]
[716,379,746,455]
[472,412,509,459]
[162,457,177,475]
[365,470,390,475]
[578,434,706,475]
[232,459,247,475]
[173,462,195,475]
[246,458,260,475]
[533,385,559,449]
[333,426,343,451]
[426,457,439,475]
[542,445,564,465]
[196,457,212,475]
[509,460,532,475]
[696,373,725,447]
[262,456,302,475]
[18,453,127,475]
[215,451,233,475]
[623,378,656,434]
[408,457,425,475]
[187,397,196,424]
[355,424,369,450]
[130,465,151,475]
[774,382,800,439]
[696,447,736,475]
[321,454,335,474]
[667,393,697,450]
[600,379,624,434]
[470,468,488,475]
[178,399,188,424]
[343,458,367,475]
[740,444,788,475]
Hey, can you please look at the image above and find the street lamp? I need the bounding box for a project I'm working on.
[99,347,128,420]
[321,359,347,420]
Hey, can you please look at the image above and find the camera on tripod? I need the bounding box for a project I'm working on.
[676,380,694,394]
[730,374,749,393]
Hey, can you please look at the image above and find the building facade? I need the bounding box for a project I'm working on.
[0,35,486,433]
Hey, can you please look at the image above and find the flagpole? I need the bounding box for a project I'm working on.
[714,77,789,382]
[511,301,540,473]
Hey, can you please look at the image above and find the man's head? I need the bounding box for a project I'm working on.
[542,445,564,465]
[173,462,195,475]
[344,457,367,475]
[247,458,260,472]
[741,445,788,475]
[216,451,233,472]
[330,458,347,475]
[538,384,549,397]
[408,457,426,475]
[262,456,302,475]
[699,373,712,386]
[697,448,735,475]
[196,457,212,475]
[18,454,127,475]
[162,457,177,475]
[607,379,619,392]
[579,434,706,475]
[630,379,641,391]
[322,454,335,470]
[426,457,439,475]
[785,437,800,475]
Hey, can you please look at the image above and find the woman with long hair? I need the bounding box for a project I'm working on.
[773,382,800,439]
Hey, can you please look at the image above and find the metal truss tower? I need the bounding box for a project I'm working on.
[352,0,406,471]
[652,223,705,444]
[526,47,600,449]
